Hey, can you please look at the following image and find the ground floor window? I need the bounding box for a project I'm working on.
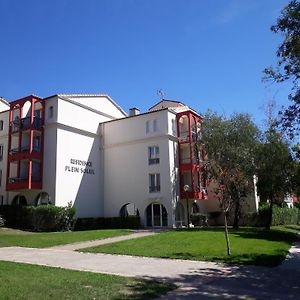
[146,203,167,227]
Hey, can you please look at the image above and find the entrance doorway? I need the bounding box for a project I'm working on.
[146,203,168,227]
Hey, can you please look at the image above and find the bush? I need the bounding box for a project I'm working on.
[247,204,300,227]
[0,215,5,227]
[0,205,31,228]
[272,206,299,225]
[74,216,141,231]
[191,213,209,227]
[0,203,76,232]
[208,211,222,225]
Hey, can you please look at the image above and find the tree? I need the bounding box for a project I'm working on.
[291,144,300,198]
[264,0,300,138]
[201,112,260,254]
[255,126,296,229]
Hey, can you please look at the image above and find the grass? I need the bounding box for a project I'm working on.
[80,225,300,267]
[0,227,132,248]
[0,261,176,299]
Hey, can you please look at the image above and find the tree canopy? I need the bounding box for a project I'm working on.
[255,125,297,228]
[264,0,300,138]
[201,112,260,229]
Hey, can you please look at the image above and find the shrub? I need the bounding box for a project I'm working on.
[0,204,76,232]
[0,215,5,227]
[0,205,30,228]
[74,216,141,231]
[272,206,299,225]
[191,213,209,227]
[247,204,300,227]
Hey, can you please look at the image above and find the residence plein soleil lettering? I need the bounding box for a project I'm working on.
[65,158,95,175]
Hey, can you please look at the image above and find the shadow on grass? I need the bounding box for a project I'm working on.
[139,264,300,299]
[230,227,299,244]
[212,253,287,267]
[176,226,299,244]
[169,252,286,266]
[121,280,176,300]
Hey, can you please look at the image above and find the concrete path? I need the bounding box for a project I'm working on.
[48,230,157,251]
[0,231,300,299]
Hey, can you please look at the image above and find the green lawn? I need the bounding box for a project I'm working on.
[80,225,300,266]
[0,261,176,300]
[0,227,132,248]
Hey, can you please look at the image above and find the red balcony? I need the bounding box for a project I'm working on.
[7,176,42,190]
[6,95,44,191]
[177,110,207,200]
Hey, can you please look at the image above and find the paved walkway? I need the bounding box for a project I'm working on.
[48,230,157,250]
[0,231,300,299]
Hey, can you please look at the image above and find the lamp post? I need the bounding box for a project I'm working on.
[184,184,190,228]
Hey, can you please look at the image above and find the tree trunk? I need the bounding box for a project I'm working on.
[186,199,190,229]
[233,192,241,229]
[266,195,273,230]
[224,210,231,256]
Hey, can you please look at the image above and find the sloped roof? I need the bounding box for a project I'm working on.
[45,93,127,116]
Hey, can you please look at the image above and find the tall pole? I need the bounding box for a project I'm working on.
[187,196,190,228]
[184,185,190,229]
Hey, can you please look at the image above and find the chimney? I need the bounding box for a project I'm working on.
[129,107,140,116]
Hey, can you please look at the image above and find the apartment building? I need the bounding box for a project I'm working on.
[0,94,257,227]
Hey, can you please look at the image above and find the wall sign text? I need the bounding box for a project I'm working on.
[65,158,95,175]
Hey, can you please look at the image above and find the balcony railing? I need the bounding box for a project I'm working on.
[10,116,42,132]
[8,175,41,184]
[148,158,160,165]
[178,131,199,142]
[149,185,161,193]
[8,177,29,184]
[22,117,42,130]
[9,146,41,155]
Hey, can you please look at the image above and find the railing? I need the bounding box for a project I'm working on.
[8,175,41,184]
[148,158,160,165]
[21,117,42,130]
[10,117,42,132]
[178,131,199,142]
[149,185,161,193]
[9,146,41,155]
[8,177,29,184]
[9,148,19,155]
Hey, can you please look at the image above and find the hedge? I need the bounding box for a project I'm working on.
[0,204,76,232]
[74,216,141,231]
[271,206,299,225]
[249,205,300,227]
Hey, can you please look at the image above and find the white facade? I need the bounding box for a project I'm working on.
[102,109,179,226]
[0,94,257,227]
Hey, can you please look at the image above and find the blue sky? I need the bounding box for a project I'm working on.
[0,0,292,126]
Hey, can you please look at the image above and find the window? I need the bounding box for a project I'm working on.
[49,106,54,118]
[0,120,3,131]
[153,119,158,132]
[146,120,150,134]
[149,173,160,193]
[0,145,3,161]
[148,146,159,165]
[146,119,159,134]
